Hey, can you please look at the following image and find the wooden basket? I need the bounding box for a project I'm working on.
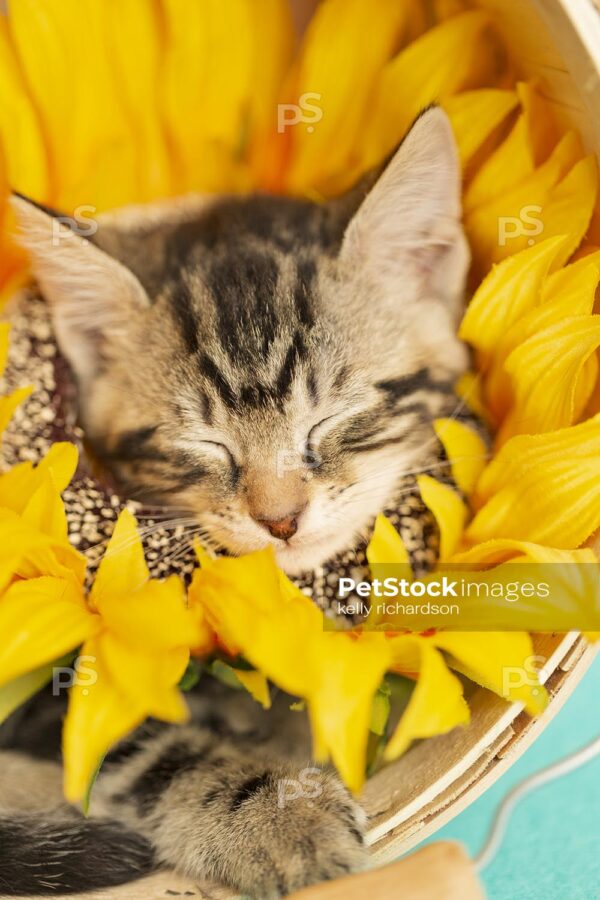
[10,2,600,897]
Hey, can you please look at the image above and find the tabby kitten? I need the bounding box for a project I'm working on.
[3,107,470,897]
[11,107,468,576]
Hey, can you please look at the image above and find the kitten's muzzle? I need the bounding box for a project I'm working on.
[253,507,306,541]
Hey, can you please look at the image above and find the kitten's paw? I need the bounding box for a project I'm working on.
[223,766,368,898]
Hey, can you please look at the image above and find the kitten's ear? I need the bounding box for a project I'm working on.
[339,107,469,314]
[10,194,149,381]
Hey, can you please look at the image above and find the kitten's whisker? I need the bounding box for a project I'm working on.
[128,499,193,511]
[158,526,213,570]
[356,393,484,483]
[90,525,204,567]
[329,482,434,511]
[124,485,190,505]
[334,446,491,518]
[397,453,491,479]
[350,449,491,488]
[83,516,199,562]
[400,391,484,465]
[132,509,196,520]
[160,539,200,570]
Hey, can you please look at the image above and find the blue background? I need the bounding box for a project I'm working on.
[417,654,600,900]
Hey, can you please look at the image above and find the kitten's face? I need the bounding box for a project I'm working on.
[13,109,469,574]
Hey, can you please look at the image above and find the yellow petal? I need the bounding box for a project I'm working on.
[0,510,85,591]
[433,632,547,714]
[455,371,490,424]
[463,82,560,213]
[468,416,600,548]
[417,475,468,560]
[191,549,321,696]
[535,155,598,263]
[576,353,598,418]
[0,385,33,437]
[451,537,598,566]
[0,155,29,296]
[516,81,560,165]
[281,0,416,193]
[366,515,412,627]
[192,549,394,791]
[359,11,495,172]
[21,473,70,542]
[436,546,599,632]
[8,0,139,209]
[542,251,600,304]
[232,668,272,710]
[483,257,600,422]
[459,236,568,364]
[247,0,294,189]
[366,514,410,567]
[35,441,78,491]
[98,574,198,651]
[466,123,580,214]
[247,0,294,140]
[433,419,488,495]
[0,16,50,199]
[499,316,600,438]
[0,660,58,724]
[467,150,597,277]
[102,0,172,200]
[98,631,190,722]
[91,509,149,607]
[385,637,469,759]
[0,443,77,513]
[161,0,256,193]
[486,254,600,388]
[467,472,600,547]
[474,413,600,504]
[443,89,519,169]
[309,633,392,792]
[464,114,533,213]
[186,569,218,657]
[0,576,97,687]
[0,261,30,309]
[432,0,473,19]
[63,640,148,802]
[193,542,217,569]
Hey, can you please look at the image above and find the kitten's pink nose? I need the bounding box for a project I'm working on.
[253,509,305,541]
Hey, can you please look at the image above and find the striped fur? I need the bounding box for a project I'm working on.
[1,685,366,897]
[12,108,469,575]
[4,109,469,895]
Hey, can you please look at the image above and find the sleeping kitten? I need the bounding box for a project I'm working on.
[11,107,468,576]
[3,108,470,897]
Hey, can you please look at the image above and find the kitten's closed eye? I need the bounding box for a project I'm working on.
[11,107,469,573]
[196,440,239,468]
[307,413,343,444]
[203,441,242,489]
[303,414,339,464]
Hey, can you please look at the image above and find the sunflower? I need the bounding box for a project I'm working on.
[0,0,599,802]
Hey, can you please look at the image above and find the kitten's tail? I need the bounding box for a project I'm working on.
[0,814,155,895]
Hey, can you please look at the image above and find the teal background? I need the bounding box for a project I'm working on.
[416,653,600,900]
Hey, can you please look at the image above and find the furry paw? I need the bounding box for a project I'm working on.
[186,765,368,898]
